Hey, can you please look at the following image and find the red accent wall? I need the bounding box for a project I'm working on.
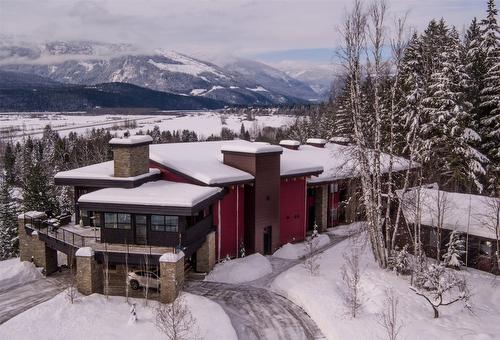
[280,177,306,245]
[213,185,245,259]
[150,163,196,184]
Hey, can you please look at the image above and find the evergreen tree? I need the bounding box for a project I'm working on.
[0,176,19,259]
[442,231,465,268]
[3,142,16,185]
[480,0,500,195]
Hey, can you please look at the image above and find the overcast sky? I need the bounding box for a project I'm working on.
[0,0,485,63]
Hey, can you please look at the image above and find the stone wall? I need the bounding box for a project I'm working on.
[18,217,58,275]
[76,249,103,295]
[159,252,185,304]
[314,185,328,232]
[196,231,216,273]
[113,144,149,177]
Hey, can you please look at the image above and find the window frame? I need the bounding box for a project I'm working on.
[150,215,179,232]
[104,212,132,230]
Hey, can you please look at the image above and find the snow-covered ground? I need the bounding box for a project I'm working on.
[326,221,366,237]
[0,258,42,291]
[0,111,294,140]
[273,234,330,260]
[205,253,273,284]
[271,233,500,340]
[0,292,237,340]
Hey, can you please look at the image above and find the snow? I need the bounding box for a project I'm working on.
[271,232,500,340]
[398,188,499,239]
[55,161,160,181]
[0,258,42,291]
[306,138,328,145]
[0,292,238,340]
[246,86,269,92]
[279,139,300,147]
[109,135,153,145]
[159,251,185,263]
[78,180,222,207]
[273,234,330,259]
[327,221,366,237]
[150,50,228,79]
[220,141,283,154]
[205,254,273,284]
[17,211,45,219]
[190,88,207,95]
[75,247,94,257]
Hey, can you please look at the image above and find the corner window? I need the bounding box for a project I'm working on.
[151,215,178,232]
[104,213,131,229]
[480,241,493,257]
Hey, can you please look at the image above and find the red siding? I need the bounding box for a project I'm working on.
[280,177,306,245]
[213,185,245,260]
[149,163,195,184]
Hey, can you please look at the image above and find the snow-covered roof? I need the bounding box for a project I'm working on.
[298,143,414,184]
[18,211,46,219]
[398,188,499,239]
[55,161,160,181]
[109,135,152,145]
[279,140,301,147]
[220,142,282,154]
[150,140,323,185]
[78,181,222,208]
[150,141,255,185]
[306,138,328,145]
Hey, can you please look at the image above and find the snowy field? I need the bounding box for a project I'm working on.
[271,232,500,340]
[273,234,330,260]
[0,258,42,292]
[0,111,294,140]
[0,292,237,340]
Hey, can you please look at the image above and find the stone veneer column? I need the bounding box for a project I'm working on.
[196,231,216,273]
[76,247,103,295]
[315,185,328,232]
[18,215,58,275]
[159,251,185,304]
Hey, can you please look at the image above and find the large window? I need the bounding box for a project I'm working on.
[151,215,178,232]
[104,213,131,229]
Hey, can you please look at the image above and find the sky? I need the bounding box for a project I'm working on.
[0,0,486,65]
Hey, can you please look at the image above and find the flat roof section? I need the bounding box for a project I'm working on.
[78,180,224,215]
[54,161,161,188]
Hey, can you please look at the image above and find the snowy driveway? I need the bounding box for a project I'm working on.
[0,273,68,324]
[185,281,325,340]
[186,234,346,340]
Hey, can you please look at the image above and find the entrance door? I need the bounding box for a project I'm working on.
[263,226,272,255]
[135,215,147,245]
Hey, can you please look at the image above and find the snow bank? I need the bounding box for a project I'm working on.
[0,292,237,340]
[272,234,500,340]
[327,221,366,237]
[0,258,42,291]
[205,253,272,284]
[273,234,330,260]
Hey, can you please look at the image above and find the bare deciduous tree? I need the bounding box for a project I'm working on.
[477,196,500,272]
[378,289,403,340]
[411,264,472,318]
[303,236,321,276]
[338,245,363,318]
[65,252,77,304]
[155,293,199,340]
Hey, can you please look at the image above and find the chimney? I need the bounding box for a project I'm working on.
[279,140,300,150]
[109,135,153,177]
[306,138,328,148]
[220,142,282,255]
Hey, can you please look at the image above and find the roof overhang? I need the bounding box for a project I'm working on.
[54,172,162,188]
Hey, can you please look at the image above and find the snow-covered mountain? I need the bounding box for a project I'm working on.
[221,58,319,102]
[0,40,317,106]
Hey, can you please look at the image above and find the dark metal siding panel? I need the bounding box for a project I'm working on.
[55,173,162,188]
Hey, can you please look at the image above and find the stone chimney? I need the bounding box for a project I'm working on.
[221,142,282,255]
[279,140,300,150]
[306,138,328,148]
[109,135,153,178]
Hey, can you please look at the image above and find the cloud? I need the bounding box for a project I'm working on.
[0,0,486,60]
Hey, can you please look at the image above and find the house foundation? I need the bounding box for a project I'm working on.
[196,231,216,273]
[159,251,185,304]
[18,214,58,275]
[75,247,103,295]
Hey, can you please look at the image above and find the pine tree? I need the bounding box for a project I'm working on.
[480,0,500,195]
[442,231,465,268]
[3,142,16,185]
[0,176,19,259]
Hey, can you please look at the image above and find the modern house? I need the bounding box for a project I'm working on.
[398,186,500,274]
[18,135,413,302]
